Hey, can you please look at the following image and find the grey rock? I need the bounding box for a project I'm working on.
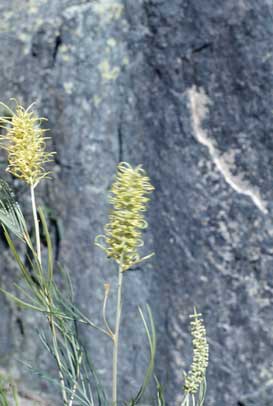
[0,0,273,405]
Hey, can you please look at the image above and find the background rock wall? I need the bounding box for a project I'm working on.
[0,0,273,405]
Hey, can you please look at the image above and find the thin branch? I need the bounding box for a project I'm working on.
[102,283,114,340]
[112,262,124,405]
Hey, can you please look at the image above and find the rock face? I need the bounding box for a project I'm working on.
[0,0,273,404]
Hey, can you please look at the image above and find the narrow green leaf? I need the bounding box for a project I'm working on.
[13,283,46,308]
[0,288,46,312]
[154,375,165,406]
[0,178,28,241]
[4,228,47,305]
[4,228,33,286]
[132,304,156,404]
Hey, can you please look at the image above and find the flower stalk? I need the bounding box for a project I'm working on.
[96,162,155,404]
[30,184,41,264]
[112,263,124,405]
[103,283,114,339]
[30,183,68,405]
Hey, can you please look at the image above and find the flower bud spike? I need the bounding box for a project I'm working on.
[183,308,209,395]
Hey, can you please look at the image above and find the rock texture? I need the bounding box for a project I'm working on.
[0,0,273,405]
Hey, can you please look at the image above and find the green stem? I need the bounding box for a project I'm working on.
[30,185,68,406]
[30,185,41,264]
[49,306,68,405]
[68,350,83,406]
[112,264,124,405]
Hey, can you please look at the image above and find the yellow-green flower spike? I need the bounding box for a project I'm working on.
[0,101,55,187]
[96,162,154,271]
[183,308,209,395]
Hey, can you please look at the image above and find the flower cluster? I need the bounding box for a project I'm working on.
[0,102,55,187]
[183,308,209,394]
[96,162,154,271]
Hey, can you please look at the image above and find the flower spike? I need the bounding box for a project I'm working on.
[0,101,55,187]
[183,308,209,395]
[96,162,154,271]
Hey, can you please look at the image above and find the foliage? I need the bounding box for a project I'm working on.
[0,373,19,406]
[0,101,209,406]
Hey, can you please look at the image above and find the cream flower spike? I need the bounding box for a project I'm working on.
[95,162,155,271]
[183,308,209,395]
[0,100,55,187]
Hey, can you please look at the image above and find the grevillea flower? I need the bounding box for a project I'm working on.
[0,101,55,187]
[96,162,154,271]
[183,308,209,394]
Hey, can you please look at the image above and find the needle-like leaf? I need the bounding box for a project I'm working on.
[0,178,28,240]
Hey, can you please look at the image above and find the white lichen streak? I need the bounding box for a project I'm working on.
[188,86,268,214]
